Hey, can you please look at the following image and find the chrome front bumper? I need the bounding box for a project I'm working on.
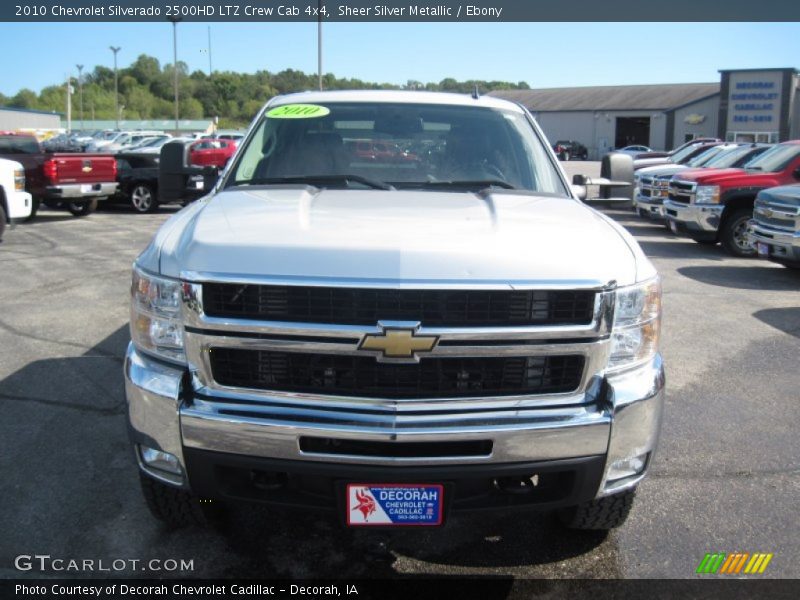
[663,199,722,236]
[125,344,665,499]
[748,221,800,264]
[635,193,667,219]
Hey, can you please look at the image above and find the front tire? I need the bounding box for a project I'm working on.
[139,473,219,528]
[130,184,157,213]
[67,198,98,217]
[720,207,756,257]
[558,488,636,530]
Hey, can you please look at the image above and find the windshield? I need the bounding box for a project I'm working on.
[745,144,800,172]
[704,145,760,168]
[686,146,727,167]
[227,101,568,195]
[0,135,39,153]
[669,144,705,164]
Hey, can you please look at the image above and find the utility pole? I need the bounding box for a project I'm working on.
[207,26,213,76]
[168,16,182,134]
[65,75,72,133]
[76,64,84,130]
[109,46,121,129]
[317,0,323,90]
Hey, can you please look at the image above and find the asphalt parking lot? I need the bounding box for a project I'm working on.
[1,165,799,581]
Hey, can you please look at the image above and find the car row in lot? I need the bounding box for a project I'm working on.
[630,140,800,264]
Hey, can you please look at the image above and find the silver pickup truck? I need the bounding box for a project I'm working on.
[749,184,800,268]
[125,91,664,532]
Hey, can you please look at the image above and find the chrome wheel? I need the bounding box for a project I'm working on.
[131,185,155,213]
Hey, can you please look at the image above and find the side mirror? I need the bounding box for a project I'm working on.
[571,184,587,201]
[572,174,588,186]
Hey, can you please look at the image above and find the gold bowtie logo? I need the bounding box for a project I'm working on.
[359,327,438,360]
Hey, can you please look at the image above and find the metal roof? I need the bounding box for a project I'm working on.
[489,83,721,112]
[270,90,525,112]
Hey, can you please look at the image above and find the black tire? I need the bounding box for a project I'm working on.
[558,488,636,530]
[139,473,218,528]
[720,207,756,257]
[637,208,648,218]
[0,202,6,241]
[130,183,158,213]
[23,198,40,222]
[67,198,98,217]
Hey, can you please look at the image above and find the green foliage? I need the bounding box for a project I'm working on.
[2,54,530,126]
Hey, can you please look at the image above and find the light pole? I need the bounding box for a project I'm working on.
[76,64,84,130]
[168,16,182,134]
[317,0,323,90]
[109,46,121,129]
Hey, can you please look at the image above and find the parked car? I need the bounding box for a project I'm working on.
[112,153,165,213]
[634,144,771,219]
[553,140,588,161]
[0,157,32,240]
[0,131,117,218]
[136,90,664,532]
[137,136,191,155]
[664,141,800,256]
[616,145,653,157]
[748,184,800,268]
[188,138,238,168]
[633,141,723,171]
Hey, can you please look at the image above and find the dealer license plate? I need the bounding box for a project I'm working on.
[80,184,92,193]
[757,242,770,257]
[346,484,443,526]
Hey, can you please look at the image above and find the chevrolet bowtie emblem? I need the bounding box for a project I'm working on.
[359,326,438,360]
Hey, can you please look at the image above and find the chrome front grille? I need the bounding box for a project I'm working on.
[754,198,799,233]
[668,180,695,205]
[180,275,615,430]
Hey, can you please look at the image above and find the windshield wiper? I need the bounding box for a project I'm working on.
[415,179,517,190]
[234,174,394,191]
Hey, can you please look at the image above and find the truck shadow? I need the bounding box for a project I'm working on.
[752,307,800,338]
[637,240,725,261]
[677,265,800,291]
[211,500,615,576]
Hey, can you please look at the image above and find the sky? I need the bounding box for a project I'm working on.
[1,22,799,96]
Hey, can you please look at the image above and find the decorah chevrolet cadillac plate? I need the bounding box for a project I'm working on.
[126,90,665,532]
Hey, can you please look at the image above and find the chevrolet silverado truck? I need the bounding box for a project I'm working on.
[748,185,800,268]
[0,158,32,241]
[634,143,769,220]
[0,132,118,219]
[664,141,800,256]
[126,91,665,531]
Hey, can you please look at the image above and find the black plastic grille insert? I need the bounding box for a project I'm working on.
[210,349,585,399]
[202,284,596,327]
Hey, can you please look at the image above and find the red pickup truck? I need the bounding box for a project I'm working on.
[663,141,800,256]
[0,132,118,219]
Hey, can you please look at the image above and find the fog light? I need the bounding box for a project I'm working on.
[139,445,182,475]
[606,453,648,483]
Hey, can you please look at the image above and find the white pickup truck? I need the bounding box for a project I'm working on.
[0,157,32,241]
[126,91,664,532]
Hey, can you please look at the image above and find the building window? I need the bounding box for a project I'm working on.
[727,131,779,143]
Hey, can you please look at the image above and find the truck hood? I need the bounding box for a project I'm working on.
[154,188,645,286]
[757,184,800,205]
[637,164,687,178]
[675,168,773,186]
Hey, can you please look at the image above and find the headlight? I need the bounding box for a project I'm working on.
[130,266,185,363]
[694,185,720,204]
[14,167,25,191]
[608,277,661,371]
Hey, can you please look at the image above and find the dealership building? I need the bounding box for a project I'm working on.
[491,68,800,159]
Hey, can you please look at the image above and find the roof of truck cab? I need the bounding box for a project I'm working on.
[267,90,526,112]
